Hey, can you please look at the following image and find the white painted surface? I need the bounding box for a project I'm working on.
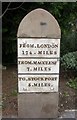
[18,38,60,58]
[18,58,60,74]
[17,38,60,93]
[18,75,59,92]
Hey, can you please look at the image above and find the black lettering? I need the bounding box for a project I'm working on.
[27,67,30,71]
[38,51,42,54]
[19,44,22,48]
[34,67,37,71]
[34,83,37,86]
[22,50,25,55]
[28,83,31,87]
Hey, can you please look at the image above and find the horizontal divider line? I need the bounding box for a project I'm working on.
[18,73,59,75]
[18,57,60,59]
[17,37,60,39]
